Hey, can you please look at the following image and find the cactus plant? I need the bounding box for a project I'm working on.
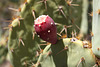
[36,38,96,67]
[8,3,41,67]
[8,0,100,67]
[80,0,88,38]
[92,0,100,58]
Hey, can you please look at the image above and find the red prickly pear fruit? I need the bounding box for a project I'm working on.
[34,15,57,44]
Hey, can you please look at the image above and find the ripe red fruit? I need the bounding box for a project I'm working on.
[34,15,57,44]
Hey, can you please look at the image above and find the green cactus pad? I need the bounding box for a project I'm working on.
[8,2,41,66]
[36,38,96,67]
[92,0,100,58]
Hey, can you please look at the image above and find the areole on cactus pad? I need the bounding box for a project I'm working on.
[34,15,57,44]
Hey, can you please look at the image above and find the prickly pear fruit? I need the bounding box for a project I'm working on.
[34,15,57,44]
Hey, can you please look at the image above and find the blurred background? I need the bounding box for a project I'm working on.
[0,0,24,67]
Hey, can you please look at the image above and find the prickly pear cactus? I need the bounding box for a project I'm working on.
[92,0,100,58]
[8,1,41,67]
[8,0,98,67]
[35,38,96,67]
[33,0,82,35]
